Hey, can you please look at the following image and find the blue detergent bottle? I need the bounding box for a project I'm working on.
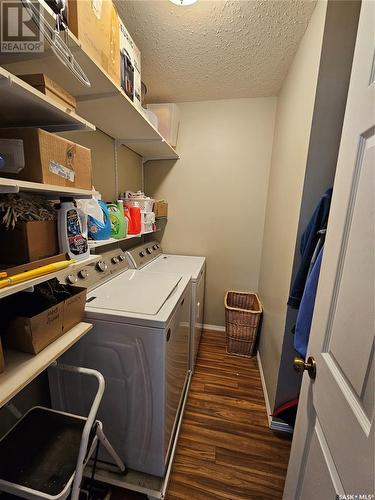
[88,200,112,240]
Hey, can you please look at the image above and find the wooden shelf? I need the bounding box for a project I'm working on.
[88,229,164,249]
[0,1,179,161]
[0,67,95,132]
[0,255,100,300]
[88,233,142,249]
[0,322,92,407]
[0,177,99,199]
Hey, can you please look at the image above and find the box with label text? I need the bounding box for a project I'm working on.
[119,21,142,110]
[0,128,92,190]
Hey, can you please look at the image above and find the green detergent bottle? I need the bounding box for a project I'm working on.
[107,200,127,239]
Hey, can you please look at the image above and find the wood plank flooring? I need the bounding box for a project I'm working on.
[166,330,292,500]
[111,330,292,500]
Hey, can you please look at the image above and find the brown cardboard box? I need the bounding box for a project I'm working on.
[154,200,168,218]
[0,128,92,190]
[68,0,120,86]
[63,286,87,333]
[0,338,4,374]
[3,286,87,355]
[18,74,77,111]
[4,302,64,354]
[0,220,59,265]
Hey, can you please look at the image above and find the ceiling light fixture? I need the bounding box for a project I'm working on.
[169,0,198,6]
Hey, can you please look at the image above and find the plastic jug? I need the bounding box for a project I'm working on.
[57,198,90,260]
[107,201,127,239]
[125,205,141,234]
[87,200,112,240]
[117,200,128,237]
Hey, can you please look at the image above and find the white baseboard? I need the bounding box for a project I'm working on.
[256,351,294,434]
[256,351,272,427]
[203,324,225,332]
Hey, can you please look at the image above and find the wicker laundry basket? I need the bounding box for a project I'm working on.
[225,291,263,358]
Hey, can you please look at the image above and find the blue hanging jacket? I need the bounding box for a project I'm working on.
[288,188,332,309]
[294,246,324,358]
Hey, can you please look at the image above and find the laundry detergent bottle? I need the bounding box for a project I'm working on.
[107,201,127,239]
[87,200,112,240]
[57,198,90,260]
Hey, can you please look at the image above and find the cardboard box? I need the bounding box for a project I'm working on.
[63,286,87,333]
[18,74,77,111]
[68,0,120,86]
[153,200,168,218]
[0,220,59,265]
[3,286,87,355]
[119,21,142,110]
[0,339,4,374]
[0,128,92,190]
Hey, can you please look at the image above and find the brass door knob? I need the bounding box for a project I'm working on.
[293,356,316,380]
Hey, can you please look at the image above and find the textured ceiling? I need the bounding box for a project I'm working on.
[115,0,316,103]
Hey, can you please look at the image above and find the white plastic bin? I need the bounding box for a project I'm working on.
[147,103,180,148]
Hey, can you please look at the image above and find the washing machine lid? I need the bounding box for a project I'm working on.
[144,254,205,281]
[86,270,182,315]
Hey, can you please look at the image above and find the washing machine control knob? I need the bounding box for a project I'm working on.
[118,254,126,262]
[153,244,158,250]
[112,256,119,264]
[66,274,78,284]
[78,269,89,279]
[96,261,108,272]
[139,251,146,257]
[146,247,153,254]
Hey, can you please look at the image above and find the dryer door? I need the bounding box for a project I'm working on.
[164,286,191,463]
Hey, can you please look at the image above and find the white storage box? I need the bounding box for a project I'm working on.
[144,109,159,129]
[120,21,142,110]
[141,211,155,234]
[147,103,180,149]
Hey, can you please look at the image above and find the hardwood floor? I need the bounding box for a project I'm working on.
[166,330,292,500]
[111,330,292,499]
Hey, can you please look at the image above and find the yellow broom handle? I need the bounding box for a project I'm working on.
[0,260,76,289]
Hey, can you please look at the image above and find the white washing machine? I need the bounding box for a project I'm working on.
[49,249,191,478]
[126,242,205,371]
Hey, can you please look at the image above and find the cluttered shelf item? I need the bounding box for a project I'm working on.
[0,322,92,407]
[0,255,99,300]
[0,67,94,133]
[0,0,180,159]
[82,191,168,251]
[0,192,90,292]
[0,278,87,354]
[0,128,92,191]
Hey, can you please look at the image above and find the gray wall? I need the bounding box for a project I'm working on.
[257,0,328,411]
[258,0,361,412]
[273,0,360,410]
[145,97,277,327]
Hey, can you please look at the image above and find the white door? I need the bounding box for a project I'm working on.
[283,2,374,499]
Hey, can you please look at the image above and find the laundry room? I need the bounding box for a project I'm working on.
[0,0,373,499]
